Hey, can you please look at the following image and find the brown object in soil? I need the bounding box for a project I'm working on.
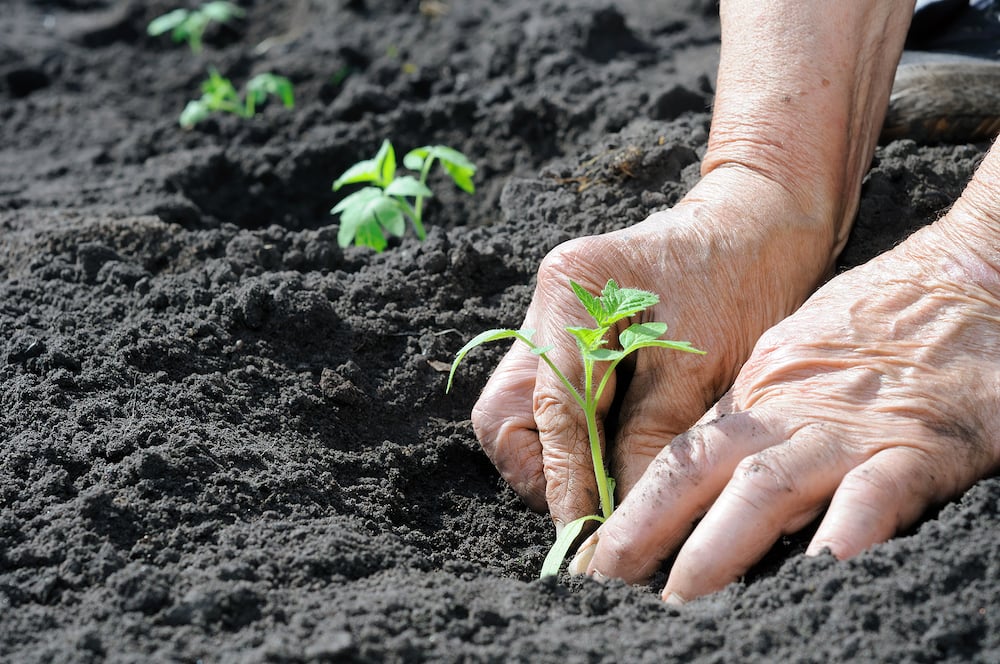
[882,51,1000,144]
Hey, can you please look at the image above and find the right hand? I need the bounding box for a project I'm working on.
[471,166,841,531]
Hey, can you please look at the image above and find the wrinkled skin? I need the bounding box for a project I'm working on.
[571,207,1000,601]
[471,0,1000,601]
[472,167,839,529]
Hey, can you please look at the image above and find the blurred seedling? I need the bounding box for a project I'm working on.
[447,279,705,578]
[180,69,294,128]
[331,139,476,252]
[148,1,245,54]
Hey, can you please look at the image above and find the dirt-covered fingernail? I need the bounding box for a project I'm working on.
[567,533,598,575]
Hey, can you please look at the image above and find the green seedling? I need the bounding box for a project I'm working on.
[447,279,705,578]
[331,139,476,252]
[148,1,245,54]
[180,69,295,128]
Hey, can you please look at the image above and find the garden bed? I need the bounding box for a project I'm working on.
[1,0,998,661]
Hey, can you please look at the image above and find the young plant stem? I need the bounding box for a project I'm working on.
[411,156,437,240]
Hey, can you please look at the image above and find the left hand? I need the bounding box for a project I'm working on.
[569,216,1000,602]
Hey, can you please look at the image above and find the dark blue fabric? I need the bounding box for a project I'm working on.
[908,0,1000,55]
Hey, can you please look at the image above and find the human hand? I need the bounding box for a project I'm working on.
[570,215,1000,602]
[471,167,840,531]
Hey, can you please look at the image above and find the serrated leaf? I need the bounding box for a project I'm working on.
[570,281,606,324]
[148,9,190,35]
[539,514,605,578]
[447,328,535,392]
[384,176,433,198]
[333,159,380,190]
[598,280,659,326]
[566,326,608,354]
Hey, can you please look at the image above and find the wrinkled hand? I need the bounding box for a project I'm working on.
[471,167,840,531]
[571,217,1000,602]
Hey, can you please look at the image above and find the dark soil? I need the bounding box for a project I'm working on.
[2,1,998,661]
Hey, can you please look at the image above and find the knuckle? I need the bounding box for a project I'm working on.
[536,237,607,290]
[651,428,711,483]
[731,450,799,503]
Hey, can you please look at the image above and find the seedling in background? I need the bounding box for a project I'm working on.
[148,1,245,54]
[332,140,476,252]
[180,69,295,128]
[447,280,705,578]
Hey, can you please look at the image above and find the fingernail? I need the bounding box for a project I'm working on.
[567,534,598,575]
[553,520,564,539]
[663,591,687,606]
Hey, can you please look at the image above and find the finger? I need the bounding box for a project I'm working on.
[472,340,546,511]
[580,407,781,583]
[661,422,852,602]
[805,446,946,559]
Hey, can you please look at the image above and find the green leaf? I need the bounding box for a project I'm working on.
[617,322,706,356]
[179,100,210,128]
[333,159,380,190]
[201,1,245,22]
[404,145,477,192]
[531,344,554,356]
[447,328,535,392]
[618,322,667,350]
[374,202,406,238]
[424,145,476,170]
[586,348,624,362]
[539,514,605,578]
[332,187,408,250]
[375,139,396,187]
[598,280,660,326]
[566,326,608,354]
[442,160,476,193]
[384,176,433,199]
[148,8,190,36]
[202,69,238,102]
[178,13,209,52]
[353,221,387,252]
[402,148,426,171]
[570,281,606,325]
[247,73,295,109]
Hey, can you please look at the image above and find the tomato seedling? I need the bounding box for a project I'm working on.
[179,69,295,128]
[447,279,705,577]
[331,140,476,252]
[147,1,245,54]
